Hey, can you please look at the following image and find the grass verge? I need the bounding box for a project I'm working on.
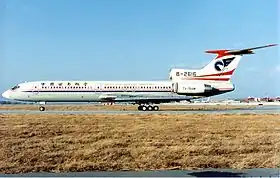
[0,113,279,173]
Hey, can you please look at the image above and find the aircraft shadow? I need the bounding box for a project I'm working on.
[188,170,244,177]
[160,108,255,112]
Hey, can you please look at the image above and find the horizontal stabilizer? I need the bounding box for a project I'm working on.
[205,44,277,58]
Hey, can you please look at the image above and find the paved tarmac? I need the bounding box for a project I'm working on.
[2,168,280,177]
[0,105,279,114]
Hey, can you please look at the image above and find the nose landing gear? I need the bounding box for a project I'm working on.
[38,101,46,111]
[39,106,45,111]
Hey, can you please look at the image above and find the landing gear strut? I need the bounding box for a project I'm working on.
[138,105,160,111]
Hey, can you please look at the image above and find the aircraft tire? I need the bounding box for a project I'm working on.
[39,106,45,111]
[153,105,159,111]
[138,105,143,111]
[142,106,147,111]
[147,105,153,111]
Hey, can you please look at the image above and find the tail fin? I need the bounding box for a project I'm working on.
[169,44,277,82]
[196,53,241,81]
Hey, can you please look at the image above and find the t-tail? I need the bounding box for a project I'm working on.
[169,44,277,82]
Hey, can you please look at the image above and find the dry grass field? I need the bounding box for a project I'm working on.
[0,113,280,173]
[0,104,256,111]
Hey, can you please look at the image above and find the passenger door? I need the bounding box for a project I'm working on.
[32,83,40,96]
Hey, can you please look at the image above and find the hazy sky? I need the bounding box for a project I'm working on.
[1,0,279,98]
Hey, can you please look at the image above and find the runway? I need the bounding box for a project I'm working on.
[0,105,279,114]
[2,168,280,177]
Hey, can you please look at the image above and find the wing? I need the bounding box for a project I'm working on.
[98,95,201,104]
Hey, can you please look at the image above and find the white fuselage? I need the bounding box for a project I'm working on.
[3,81,175,102]
[2,80,234,103]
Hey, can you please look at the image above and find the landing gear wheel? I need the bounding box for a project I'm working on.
[147,105,153,111]
[153,106,159,111]
[39,106,45,111]
[141,106,147,111]
[138,105,143,111]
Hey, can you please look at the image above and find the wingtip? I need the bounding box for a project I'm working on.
[261,44,277,48]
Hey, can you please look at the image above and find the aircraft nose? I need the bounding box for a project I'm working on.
[2,90,10,99]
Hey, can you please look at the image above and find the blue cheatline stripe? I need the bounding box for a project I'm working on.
[23,90,171,93]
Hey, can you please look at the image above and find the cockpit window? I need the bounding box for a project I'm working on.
[11,85,20,90]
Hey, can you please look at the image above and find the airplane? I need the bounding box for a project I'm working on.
[2,44,277,111]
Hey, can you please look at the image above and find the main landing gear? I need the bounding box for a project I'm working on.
[138,105,160,111]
